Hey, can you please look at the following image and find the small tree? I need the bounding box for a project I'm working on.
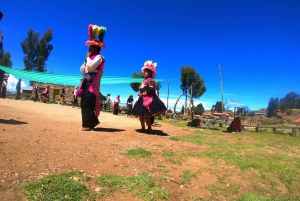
[211,101,224,114]
[267,97,279,117]
[21,28,53,72]
[192,103,205,115]
[130,72,143,92]
[180,66,206,98]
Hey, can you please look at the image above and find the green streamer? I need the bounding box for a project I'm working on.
[0,65,164,86]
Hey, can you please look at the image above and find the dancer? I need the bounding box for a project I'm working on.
[77,24,106,131]
[131,60,167,132]
[40,84,50,103]
[59,86,66,105]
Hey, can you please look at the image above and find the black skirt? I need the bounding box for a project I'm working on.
[81,80,99,128]
[132,95,166,117]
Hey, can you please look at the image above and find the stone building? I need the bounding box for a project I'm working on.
[32,83,77,104]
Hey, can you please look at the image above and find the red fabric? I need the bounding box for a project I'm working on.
[233,120,241,128]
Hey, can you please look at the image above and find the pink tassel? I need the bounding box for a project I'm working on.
[76,89,83,97]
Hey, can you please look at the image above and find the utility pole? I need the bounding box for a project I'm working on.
[218,64,224,121]
[167,79,169,111]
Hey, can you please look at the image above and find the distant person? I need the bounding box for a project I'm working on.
[1,74,9,98]
[72,86,78,108]
[113,95,121,115]
[126,94,134,117]
[77,24,106,131]
[131,60,167,132]
[33,85,39,102]
[15,78,21,100]
[106,94,111,111]
[59,86,66,105]
[225,117,229,126]
[172,113,177,121]
[232,116,242,133]
[40,84,50,103]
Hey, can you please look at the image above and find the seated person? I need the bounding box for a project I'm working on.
[232,117,241,133]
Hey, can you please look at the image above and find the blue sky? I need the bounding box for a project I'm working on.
[1,0,299,111]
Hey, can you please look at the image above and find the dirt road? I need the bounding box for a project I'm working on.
[1,99,215,200]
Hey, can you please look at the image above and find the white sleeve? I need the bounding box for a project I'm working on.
[80,63,86,74]
[80,55,103,74]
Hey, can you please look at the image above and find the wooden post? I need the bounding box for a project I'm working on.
[291,128,299,137]
[273,127,276,133]
[256,127,260,132]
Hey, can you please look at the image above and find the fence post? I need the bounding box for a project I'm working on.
[272,127,276,133]
[256,127,260,132]
[291,128,299,137]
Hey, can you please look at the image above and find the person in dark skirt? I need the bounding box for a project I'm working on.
[113,95,121,115]
[126,94,134,117]
[77,24,107,131]
[131,60,167,132]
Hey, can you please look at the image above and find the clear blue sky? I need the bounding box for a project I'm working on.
[1,0,300,111]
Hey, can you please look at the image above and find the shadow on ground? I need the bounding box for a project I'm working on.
[92,127,125,132]
[0,119,28,125]
[136,129,169,136]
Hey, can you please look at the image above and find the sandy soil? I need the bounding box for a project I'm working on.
[0,98,245,201]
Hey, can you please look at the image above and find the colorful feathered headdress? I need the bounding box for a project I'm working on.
[85,24,107,49]
[141,60,157,78]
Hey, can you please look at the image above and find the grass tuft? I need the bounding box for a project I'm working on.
[124,148,152,158]
[22,170,91,201]
[97,173,169,200]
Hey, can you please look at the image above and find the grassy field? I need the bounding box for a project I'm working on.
[20,118,300,200]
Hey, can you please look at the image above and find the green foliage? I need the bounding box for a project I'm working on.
[124,148,152,158]
[211,101,224,113]
[169,129,300,198]
[0,48,13,86]
[234,193,275,201]
[267,97,279,117]
[21,28,53,72]
[130,72,144,92]
[192,103,205,115]
[22,170,90,201]
[36,29,53,72]
[278,92,300,112]
[97,173,169,200]
[180,66,206,98]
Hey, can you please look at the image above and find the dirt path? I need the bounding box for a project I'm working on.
[1,98,215,200]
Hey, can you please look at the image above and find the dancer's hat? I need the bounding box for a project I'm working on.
[85,24,107,49]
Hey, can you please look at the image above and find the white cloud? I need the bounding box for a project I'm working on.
[6,74,27,92]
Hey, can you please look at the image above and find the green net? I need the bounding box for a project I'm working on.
[0,65,163,86]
